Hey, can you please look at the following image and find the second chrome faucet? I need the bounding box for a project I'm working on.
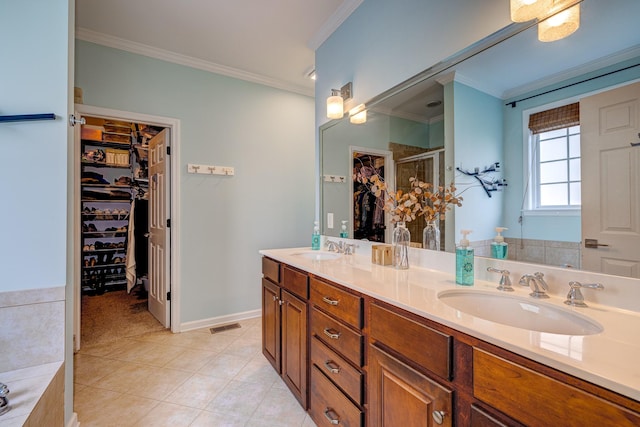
[519,272,549,298]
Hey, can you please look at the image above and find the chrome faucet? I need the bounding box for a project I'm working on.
[519,272,549,298]
[325,240,343,253]
[486,267,513,291]
[0,382,9,416]
[564,281,604,307]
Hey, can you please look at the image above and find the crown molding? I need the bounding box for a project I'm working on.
[307,0,364,50]
[75,27,314,97]
[502,44,640,100]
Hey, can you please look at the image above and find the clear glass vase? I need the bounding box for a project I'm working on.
[422,220,440,251]
[392,221,410,270]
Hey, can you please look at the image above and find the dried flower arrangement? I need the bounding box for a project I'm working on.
[356,173,462,224]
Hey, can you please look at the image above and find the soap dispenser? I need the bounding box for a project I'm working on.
[491,227,508,259]
[312,221,321,250]
[340,221,348,238]
[456,230,474,286]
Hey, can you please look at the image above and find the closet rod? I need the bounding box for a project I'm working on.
[0,113,56,123]
[505,62,640,108]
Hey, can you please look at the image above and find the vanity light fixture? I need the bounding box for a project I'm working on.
[326,82,353,119]
[538,3,580,42]
[510,0,552,22]
[349,104,367,124]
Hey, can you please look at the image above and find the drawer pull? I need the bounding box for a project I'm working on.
[324,360,341,374]
[324,408,340,425]
[322,296,339,306]
[323,328,341,340]
[432,410,446,425]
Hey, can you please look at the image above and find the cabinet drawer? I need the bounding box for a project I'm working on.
[311,336,363,405]
[369,302,452,380]
[283,266,308,299]
[311,308,363,367]
[262,257,280,284]
[310,365,363,427]
[474,349,640,427]
[310,277,362,329]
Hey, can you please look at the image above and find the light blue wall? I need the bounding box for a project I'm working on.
[0,0,71,291]
[502,57,640,241]
[453,81,504,242]
[429,119,445,149]
[75,41,315,324]
[315,0,510,130]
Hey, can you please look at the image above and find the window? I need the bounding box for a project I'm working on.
[535,126,581,207]
[526,102,581,210]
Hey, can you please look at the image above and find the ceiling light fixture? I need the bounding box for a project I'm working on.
[538,3,580,42]
[510,0,552,22]
[327,82,352,120]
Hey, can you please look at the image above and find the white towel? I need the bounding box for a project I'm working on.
[126,199,137,293]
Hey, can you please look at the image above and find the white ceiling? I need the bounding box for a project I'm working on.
[75,0,363,97]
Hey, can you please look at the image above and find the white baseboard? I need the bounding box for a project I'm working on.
[179,309,261,332]
[67,412,79,427]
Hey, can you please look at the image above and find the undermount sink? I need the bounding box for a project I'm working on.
[293,250,342,261]
[438,290,603,335]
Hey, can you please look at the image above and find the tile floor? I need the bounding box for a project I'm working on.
[74,317,317,426]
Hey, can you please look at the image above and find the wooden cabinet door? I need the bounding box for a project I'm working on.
[262,278,281,373]
[281,289,308,409]
[369,345,453,427]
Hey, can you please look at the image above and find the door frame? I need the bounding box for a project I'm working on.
[73,104,182,351]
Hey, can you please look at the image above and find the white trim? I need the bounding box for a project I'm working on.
[522,209,580,217]
[73,104,182,334]
[75,28,314,98]
[307,0,364,50]
[66,412,80,427]
[180,309,262,333]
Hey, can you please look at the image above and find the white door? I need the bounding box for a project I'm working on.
[148,129,171,326]
[580,81,640,278]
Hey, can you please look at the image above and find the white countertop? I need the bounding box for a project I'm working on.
[260,246,640,401]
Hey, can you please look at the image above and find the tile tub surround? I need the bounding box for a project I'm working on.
[0,362,63,426]
[0,287,65,426]
[260,241,640,401]
[0,286,65,372]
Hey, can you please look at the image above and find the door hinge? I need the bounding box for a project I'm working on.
[167,218,171,228]
[167,291,171,301]
[166,146,171,155]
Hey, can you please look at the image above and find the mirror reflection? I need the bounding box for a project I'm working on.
[320,0,640,278]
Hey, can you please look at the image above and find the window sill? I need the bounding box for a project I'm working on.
[522,209,581,217]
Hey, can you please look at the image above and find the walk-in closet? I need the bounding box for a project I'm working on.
[78,116,168,347]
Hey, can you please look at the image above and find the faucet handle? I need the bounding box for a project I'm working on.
[486,267,513,292]
[564,281,604,307]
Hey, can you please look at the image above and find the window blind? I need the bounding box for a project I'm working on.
[528,102,579,134]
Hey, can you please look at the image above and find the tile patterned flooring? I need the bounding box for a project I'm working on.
[74,317,317,426]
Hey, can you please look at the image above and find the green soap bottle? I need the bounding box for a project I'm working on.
[456,229,474,286]
[340,221,348,238]
[312,221,321,250]
[491,227,508,259]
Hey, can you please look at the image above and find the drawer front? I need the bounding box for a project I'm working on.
[310,277,362,329]
[474,349,640,427]
[369,303,452,380]
[311,336,363,404]
[283,266,309,299]
[310,365,363,427]
[262,257,280,284]
[311,307,363,367]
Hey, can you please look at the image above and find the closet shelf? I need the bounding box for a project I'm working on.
[81,216,130,221]
[82,198,131,203]
[82,231,127,237]
[82,263,127,270]
[83,248,126,254]
[82,160,131,169]
[81,183,133,189]
[81,139,131,149]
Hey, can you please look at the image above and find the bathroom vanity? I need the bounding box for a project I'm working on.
[260,245,640,427]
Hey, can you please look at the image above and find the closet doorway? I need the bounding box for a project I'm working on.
[72,105,180,351]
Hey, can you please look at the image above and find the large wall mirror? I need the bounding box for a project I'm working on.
[320,0,640,278]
